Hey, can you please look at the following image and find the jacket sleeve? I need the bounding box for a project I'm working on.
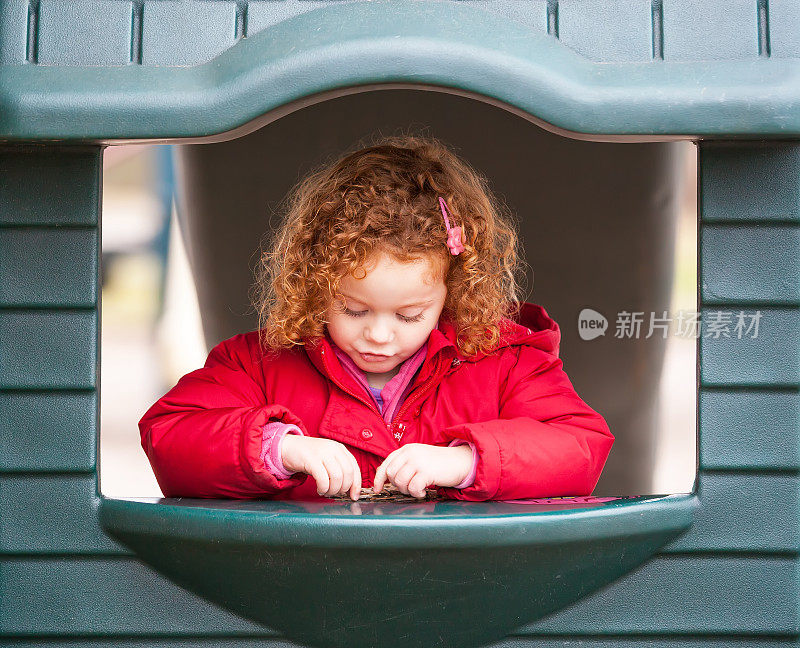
[139,334,309,498]
[437,345,614,501]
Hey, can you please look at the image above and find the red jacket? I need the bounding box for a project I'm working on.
[139,302,614,501]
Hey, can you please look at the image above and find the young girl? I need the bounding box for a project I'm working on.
[139,134,613,502]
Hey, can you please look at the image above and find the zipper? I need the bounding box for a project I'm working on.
[320,346,404,442]
[320,347,452,444]
[390,355,450,442]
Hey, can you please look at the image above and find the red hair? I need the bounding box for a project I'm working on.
[252,132,526,357]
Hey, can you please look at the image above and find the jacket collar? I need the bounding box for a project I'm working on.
[303,301,560,386]
[304,320,456,394]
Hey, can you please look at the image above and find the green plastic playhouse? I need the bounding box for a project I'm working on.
[1,1,798,647]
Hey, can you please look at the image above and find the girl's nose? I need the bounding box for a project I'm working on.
[365,320,394,344]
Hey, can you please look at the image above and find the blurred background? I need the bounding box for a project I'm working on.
[101,145,205,497]
[100,102,697,498]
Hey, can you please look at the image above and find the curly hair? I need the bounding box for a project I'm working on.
[252,132,527,358]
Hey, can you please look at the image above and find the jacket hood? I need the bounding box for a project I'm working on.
[500,301,561,355]
[439,301,561,362]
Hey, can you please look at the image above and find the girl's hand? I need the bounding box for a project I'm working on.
[372,443,473,498]
[281,435,362,501]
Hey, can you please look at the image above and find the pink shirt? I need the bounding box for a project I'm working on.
[261,332,477,490]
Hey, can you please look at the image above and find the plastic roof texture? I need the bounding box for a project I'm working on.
[0,0,798,140]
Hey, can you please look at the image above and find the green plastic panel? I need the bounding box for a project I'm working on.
[0,392,96,473]
[8,474,786,555]
[0,147,101,225]
[664,473,798,553]
[701,225,800,304]
[0,227,98,307]
[771,0,800,58]
[557,0,652,63]
[0,478,125,554]
[0,310,96,389]
[38,0,133,66]
[1,2,800,140]
[245,0,323,36]
[699,308,799,386]
[699,389,800,470]
[700,142,800,222]
[0,91,797,648]
[526,556,798,634]
[0,0,28,63]
[3,554,795,637]
[662,0,759,61]
[142,0,238,66]
[455,0,547,35]
[0,557,267,635]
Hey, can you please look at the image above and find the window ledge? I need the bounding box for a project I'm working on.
[99,493,696,648]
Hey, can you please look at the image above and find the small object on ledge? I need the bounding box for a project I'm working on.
[331,485,442,502]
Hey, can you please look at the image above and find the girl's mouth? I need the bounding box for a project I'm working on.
[360,352,391,362]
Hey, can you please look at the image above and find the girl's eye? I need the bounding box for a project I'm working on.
[342,307,424,323]
[398,313,425,323]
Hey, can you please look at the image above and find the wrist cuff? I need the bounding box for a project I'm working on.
[261,421,303,479]
[447,439,477,489]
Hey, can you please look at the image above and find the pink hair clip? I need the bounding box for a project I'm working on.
[438,196,465,256]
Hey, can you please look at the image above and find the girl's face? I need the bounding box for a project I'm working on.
[326,252,447,388]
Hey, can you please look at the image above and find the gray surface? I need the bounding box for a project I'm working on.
[468,0,548,34]
[662,0,759,61]
[38,0,133,66]
[142,0,238,66]
[0,0,29,63]
[770,0,800,58]
[247,0,330,35]
[0,0,786,67]
[1,0,798,140]
[559,0,653,62]
[5,472,790,553]
[0,642,796,648]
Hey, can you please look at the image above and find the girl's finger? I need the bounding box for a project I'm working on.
[373,461,388,493]
[407,471,429,499]
[392,462,416,494]
[308,458,329,497]
[346,451,362,500]
[336,452,355,497]
[383,455,407,487]
[373,449,400,493]
[322,455,344,497]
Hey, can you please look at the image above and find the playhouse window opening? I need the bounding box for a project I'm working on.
[101,144,205,498]
[100,103,697,499]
